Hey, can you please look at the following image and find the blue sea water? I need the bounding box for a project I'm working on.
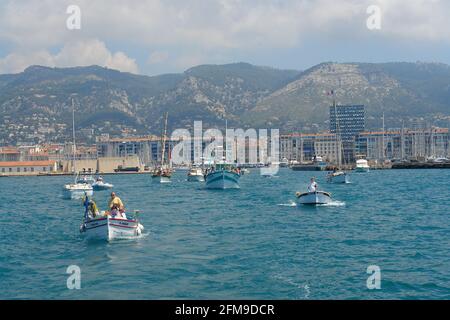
[0,169,449,300]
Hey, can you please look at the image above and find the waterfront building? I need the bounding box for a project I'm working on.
[0,146,51,162]
[96,135,177,165]
[96,134,275,166]
[280,133,341,164]
[329,104,365,163]
[0,160,57,175]
[355,128,449,161]
[0,147,21,162]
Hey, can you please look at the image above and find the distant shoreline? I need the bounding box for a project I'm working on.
[1,164,450,177]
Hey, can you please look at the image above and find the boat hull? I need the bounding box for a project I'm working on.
[296,191,332,205]
[327,172,350,184]
[355,167,370,173]
[291,164,326,171]
[205,170,240,189]
[80,217,143,241]
[63,187,93,199]
[92,183,113,191]
[152,174,172,183]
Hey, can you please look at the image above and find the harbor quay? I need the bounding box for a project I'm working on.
[1,125,449,176]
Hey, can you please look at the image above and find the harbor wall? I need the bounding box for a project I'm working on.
[60,156,142,173]
[391,162,450,169]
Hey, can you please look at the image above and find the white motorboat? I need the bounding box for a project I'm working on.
[63,183,93,199]
[77,174,95,185]
[187,167,205,182]
[355,159,370,172]
[205,163,240,189]
[327,171,350,184]
[296,191,332,205]
[280,158,289,168]
[432,157,449,163]
[79,197,144,241]
[261,171,276,178]
[92,176,113,190]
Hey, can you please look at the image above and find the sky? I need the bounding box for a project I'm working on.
[0,0,449,76]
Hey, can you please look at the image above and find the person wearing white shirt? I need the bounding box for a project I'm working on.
[308,177,318,193]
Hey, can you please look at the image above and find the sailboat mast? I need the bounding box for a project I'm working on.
[225,119,228,162]
[401,121,405,160]
[160,112,168,167]
[71,99,76,176]
[333,92,342,168]
[382,113,385,160]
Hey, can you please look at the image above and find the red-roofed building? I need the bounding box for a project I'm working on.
[0,147,21,161]
[0,160,57,175]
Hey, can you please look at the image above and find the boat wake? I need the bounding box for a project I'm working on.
[108,232,150,242]
[277,200,297,207]
[317,201,346,207]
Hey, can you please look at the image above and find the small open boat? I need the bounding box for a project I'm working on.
[79,197,144,241]
[77,174,95,185]
[92,176,113,190]
[327,171,350,184]
[355,159,370,172]
[296,191,332,205]
[187,167,205,182]
[152,168,172,183]
[63,183,93,199]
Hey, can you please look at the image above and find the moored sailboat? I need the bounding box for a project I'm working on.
[63,100,93,199]
[151,112,173,183]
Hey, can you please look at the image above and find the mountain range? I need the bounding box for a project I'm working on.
[1,61,450,144]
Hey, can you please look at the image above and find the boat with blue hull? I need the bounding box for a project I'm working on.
[92,176,114,190]
[205,164,240,189]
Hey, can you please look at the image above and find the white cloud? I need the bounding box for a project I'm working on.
[0,0,450,74]
[0,39,138,74]
[54,39,138,73]
[0,51,54,74]
[377,0,450,41]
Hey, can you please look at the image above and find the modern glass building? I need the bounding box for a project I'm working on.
[329,104,365,163]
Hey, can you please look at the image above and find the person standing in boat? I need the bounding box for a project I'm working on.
[308,177,318,193]
[88,200,99,218]
[108,192,124,212]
